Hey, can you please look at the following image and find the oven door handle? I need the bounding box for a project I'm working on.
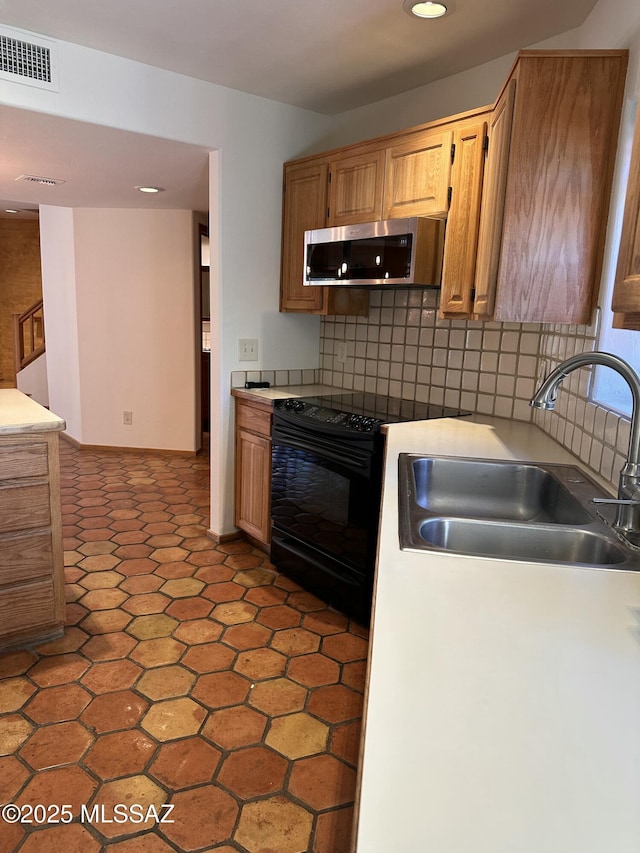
[272,425,371,473]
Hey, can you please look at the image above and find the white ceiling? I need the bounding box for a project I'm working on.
[0,0,598,216]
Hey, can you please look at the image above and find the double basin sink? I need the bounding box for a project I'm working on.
[398,454,640,568]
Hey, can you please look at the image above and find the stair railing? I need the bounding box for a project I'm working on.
[13,299,45,373]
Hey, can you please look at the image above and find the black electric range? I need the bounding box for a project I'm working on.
[270,392,470,623]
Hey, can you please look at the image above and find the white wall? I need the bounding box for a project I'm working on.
[39,205,83,437]
[0,35,330,534]
[16,353,48,408]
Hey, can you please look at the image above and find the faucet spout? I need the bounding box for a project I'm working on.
[530,351,640,533]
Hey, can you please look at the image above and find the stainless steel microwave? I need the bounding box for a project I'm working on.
[303,216,445,288]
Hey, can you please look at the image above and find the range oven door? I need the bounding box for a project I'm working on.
[270,418,381,622]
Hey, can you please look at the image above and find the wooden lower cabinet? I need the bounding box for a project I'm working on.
[0,431,65,650]
[234,397,272,548]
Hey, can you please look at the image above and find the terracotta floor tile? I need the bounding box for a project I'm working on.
[1,441,368,852]
[126,613,179,640]
[256,604,302,630]
[149,737,221,788]
[211,600,258,626]
[27,653,90,687]
[234,647,287,680]
[330,720,363,767]
[18,720,94,770]
[0,714,34,755]
[306,684,364,724]
[17,765,98,811]
[82,632,138,661]
[162,785,238,850]
[165,596,213,620]
[201,705,268,749]
[0,676,36,712]
[248,677,307,716]
[141,696,206,740]
[191,671,251,709]
[0,754,30,801]
[312,805,355,853]
[217,745,287,798]
[90,775,167,840]
[220,621,272,650]
[322,631,369,662]
[234,796,313,853]
[23,684,92,724]
[129,637,186,668]
[0,649,37,678]
[287,652,341,687]
[84,729,157,780]
[172,618,223,645]
[136,664,196,700]
[200,580,245,603]
[81,689,149,733]
[266,712,329,759]
[18,823,101,853]
[270,626,321,656]
[80,659,143,694]
[288,754,357,810]
[181,641,236,674]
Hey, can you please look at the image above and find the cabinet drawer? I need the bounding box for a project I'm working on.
[0,529,52,586]
[0,482,51,534]
[0,442,48,481]
[0,578,55,634]
[236,402,272,438]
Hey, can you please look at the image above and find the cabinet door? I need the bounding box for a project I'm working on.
[280,161,329,313]
[383,128,454,219]
[472,81,516,319]
[439,120,488,316]
[611,97,640,326]
[327,150,385,226]
[235,428,272,545]
[492,53,626,323]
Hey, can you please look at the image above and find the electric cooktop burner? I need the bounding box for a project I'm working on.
[273,392,471,435]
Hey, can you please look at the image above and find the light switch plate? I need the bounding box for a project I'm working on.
[239,339,258,362]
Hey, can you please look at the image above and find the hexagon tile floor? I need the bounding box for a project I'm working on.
[0,439,369,853]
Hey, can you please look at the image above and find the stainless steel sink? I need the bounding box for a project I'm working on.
[419,517,626,565]
[411,457,590,524]
[398,454,640,569]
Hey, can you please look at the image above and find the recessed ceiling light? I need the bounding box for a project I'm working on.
[136,186,165,194]
[5,209,19,214]
[403,0,448,18]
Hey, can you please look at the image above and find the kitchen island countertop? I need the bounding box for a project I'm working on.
[354,414,640,853]
[0,388,65,434]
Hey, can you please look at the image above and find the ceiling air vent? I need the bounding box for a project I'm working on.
[15,175,66,187]
[0,25,58,91]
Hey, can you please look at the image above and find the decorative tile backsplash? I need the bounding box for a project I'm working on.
[231,288,632,493]
[319,290,632,493]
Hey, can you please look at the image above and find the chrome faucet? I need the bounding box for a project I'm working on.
[530,351,640,534]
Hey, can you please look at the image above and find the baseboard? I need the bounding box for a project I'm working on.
[60,432,199,456]
[206,529,243,544]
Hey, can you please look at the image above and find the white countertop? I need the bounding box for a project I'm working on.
[0,389,65,435]
[231,383,348,403]
[354,415,640,853]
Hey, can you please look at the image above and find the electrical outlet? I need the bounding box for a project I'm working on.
[123,411,133,425]
[335,341,347,364]
[239,339,258,362]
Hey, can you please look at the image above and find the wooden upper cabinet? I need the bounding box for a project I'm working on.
[611,99,640,328]
[280,160,370,315]
[383,128,454,219]
[472,80,516,319]
[487,51,628,324]
[280,161,328,313]
[327,150,385,226]
[439,119,488,316]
